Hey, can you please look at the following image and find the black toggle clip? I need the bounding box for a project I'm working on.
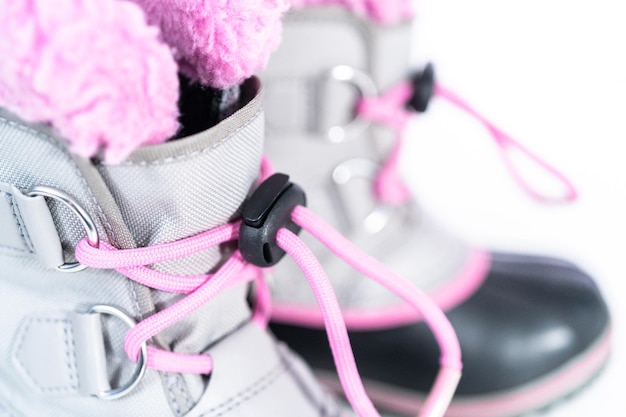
[407,62,435,113]
[239,173,306,267]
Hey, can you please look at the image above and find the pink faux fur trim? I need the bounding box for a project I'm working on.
[131,0,290,89]
[0,0,180,163]
[290,0,414,24]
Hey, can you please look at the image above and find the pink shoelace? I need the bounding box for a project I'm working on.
[75,177,462,417]
[357,76,579,206]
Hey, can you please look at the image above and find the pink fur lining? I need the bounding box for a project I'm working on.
[0,0,180,163]
[289,0,414,24]
[131,0,290,89]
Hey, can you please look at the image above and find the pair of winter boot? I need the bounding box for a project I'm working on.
[0,2,610,417]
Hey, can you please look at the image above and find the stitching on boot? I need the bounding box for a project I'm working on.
[13,318,80,392]
[117,110,262,167]
[164,374,195,417]
[63,321,79,389]
[177,375,194,412]
[4,192,34,253]
[0,400,20,417]
[0,192,30,254]
[198,361,289,417]
[166,375,183,417]
[0,245,29,255]
[127,280,143,320]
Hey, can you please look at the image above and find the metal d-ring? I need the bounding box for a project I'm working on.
[324,65,378,143]
[27,185,99,272]
[332,158,393,234]
[87,305,148,401]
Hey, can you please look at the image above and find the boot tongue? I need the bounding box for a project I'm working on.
[96,78,263,403]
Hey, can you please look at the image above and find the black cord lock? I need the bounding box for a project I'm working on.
[239,173,306,267]
[407,62,435,113]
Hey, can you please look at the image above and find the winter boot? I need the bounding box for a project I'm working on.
[0,72,360,416]
[260,5,611,417]
[0,2,463,416]
[0,2,330,416]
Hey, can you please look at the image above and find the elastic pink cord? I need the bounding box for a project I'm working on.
[76,222,240,269]
[269,249,491,330]
[280,206,461,417]
[278,228,380,417]
[434,83,578,203]
[356,80,578,205]
[76,187,460,415]
[292,205,462,371]
[76,223,246,374]
[357,82,414,205]
[123,253,247,366]
[115,253,257,294]
[146,346,213,374]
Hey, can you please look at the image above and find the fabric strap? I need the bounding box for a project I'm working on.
[0,182,64,269]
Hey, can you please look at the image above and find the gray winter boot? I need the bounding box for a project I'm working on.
[261,6,611,417]
[0,77,348,417]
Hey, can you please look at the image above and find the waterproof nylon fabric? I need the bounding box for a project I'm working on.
[96,79,264,403]
[0,108,172,416]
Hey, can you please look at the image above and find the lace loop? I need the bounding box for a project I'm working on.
[434,83,578,203]
[290,206,462,370]
[355,71,578,205]
[283,205,462,417]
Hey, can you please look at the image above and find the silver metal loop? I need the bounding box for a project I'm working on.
[27,185,99,272]
[332,158,393,234]
[87,305,148,401]
[324,65,378,143]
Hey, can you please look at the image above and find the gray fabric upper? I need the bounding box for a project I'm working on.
[0,78,344,417]
[261,8,475,310]
[0,108,172,416]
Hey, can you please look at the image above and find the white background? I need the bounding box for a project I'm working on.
[404,0,626,414]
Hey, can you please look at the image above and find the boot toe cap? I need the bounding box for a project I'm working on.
[449,252,610,394]
[269,252,611,399]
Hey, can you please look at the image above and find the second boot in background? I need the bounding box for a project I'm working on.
[260,5,611,417]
